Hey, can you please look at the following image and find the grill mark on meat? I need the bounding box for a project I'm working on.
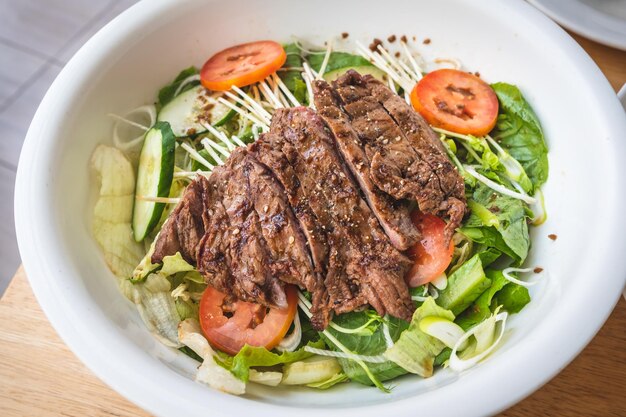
[264,107,414,322]
[330,70,466,239]
[312,79,419,251]
[246,154,329,328]
[152,178,207,264]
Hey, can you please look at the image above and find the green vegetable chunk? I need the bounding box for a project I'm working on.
[308,51,386,82]
[217,340,324,382]
[384,298,455,377]
[280,43,308,104]
[323,311,408,388]
[456,269,530,330]
[437,254,491,315]
[132,121,176,241]
[491,82,549,190]
[461,183,530,264]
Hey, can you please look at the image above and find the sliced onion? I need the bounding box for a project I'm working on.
[503,267,544,288]
[172,74,200,97]
[431,273,448,290]
[110,104,156,152]
[419,316,467,350]
[449,311,508,372]
[277,313,302,352]
[464,166,536,204]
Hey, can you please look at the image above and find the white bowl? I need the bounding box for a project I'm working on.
[14,0,626,416]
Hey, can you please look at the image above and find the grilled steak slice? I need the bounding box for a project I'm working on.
[152,177,208,264]
[250,134,331,329]
[324,70,465,240]
[256,107,414,322]
[312,79,419,251]
[361,72,466,238]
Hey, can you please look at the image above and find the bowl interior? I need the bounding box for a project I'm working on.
[16,0,626,416]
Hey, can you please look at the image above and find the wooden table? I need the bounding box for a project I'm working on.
[1,34,625,417]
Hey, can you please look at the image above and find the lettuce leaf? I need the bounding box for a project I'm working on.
[384,298,454,377]
[91,145,145,279]
[280,43,307,104]
[218,340,325,382]
[460,183,530,264]
[322,311,409,386]
[491,83,548,190]
[308,51,373,73]
[158,66,199,108]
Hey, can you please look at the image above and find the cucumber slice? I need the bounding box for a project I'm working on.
[157,86,235,137]
[323,65,387,83]
[132,121,176,241]
[437,254,491,315]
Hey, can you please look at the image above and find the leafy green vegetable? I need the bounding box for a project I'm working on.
[175,298,198,321]
[456,270,530,330]
[218,340,324,382]
[492,281,530,314]
[280,43,307,104]
[91,145,145,280]
[477,246,502,268]
[491,83,548,190]
[323,311,409,387]
[384,298,454,377]
[434,348,451,367]
[438,254,491,315]
[158,66,199,108]
[191,148,218,171]
[308,51,373,73]
[460,183,530,264]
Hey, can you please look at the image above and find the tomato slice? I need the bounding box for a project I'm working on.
[410,69,499,136]
[198,285,297,355]
[405,211,454,287]
[200,40,286,91]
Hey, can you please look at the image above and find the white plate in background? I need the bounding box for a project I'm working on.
[529,0,626,50]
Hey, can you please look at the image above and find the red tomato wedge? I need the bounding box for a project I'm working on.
[198,285,297,355]
[405,211,454,287]
[410,69,499,136]
[200,40,287,91]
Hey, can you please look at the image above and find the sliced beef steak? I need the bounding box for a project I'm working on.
[152,147,326,324]
[362,72,466,238]
[253,107,414,322]
[312,80,419,251]
[320,70,465,240]
[152,176,208,265]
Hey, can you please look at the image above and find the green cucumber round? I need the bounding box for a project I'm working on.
[132,121,176,241]
[322,65,387,83]
[157,86,235,137]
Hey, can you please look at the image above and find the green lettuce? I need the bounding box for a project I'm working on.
[308,51,373,73]
[218,340,324,382]
[323,311,409,387]
[384,298,454,377]
[460,183,530,264]
[158,66,199,108]
[280,43,307,104]
[491,83,548,190]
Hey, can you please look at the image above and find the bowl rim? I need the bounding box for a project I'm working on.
[14,0,626,416]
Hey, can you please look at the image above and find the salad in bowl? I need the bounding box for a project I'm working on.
[91,36,549,394]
